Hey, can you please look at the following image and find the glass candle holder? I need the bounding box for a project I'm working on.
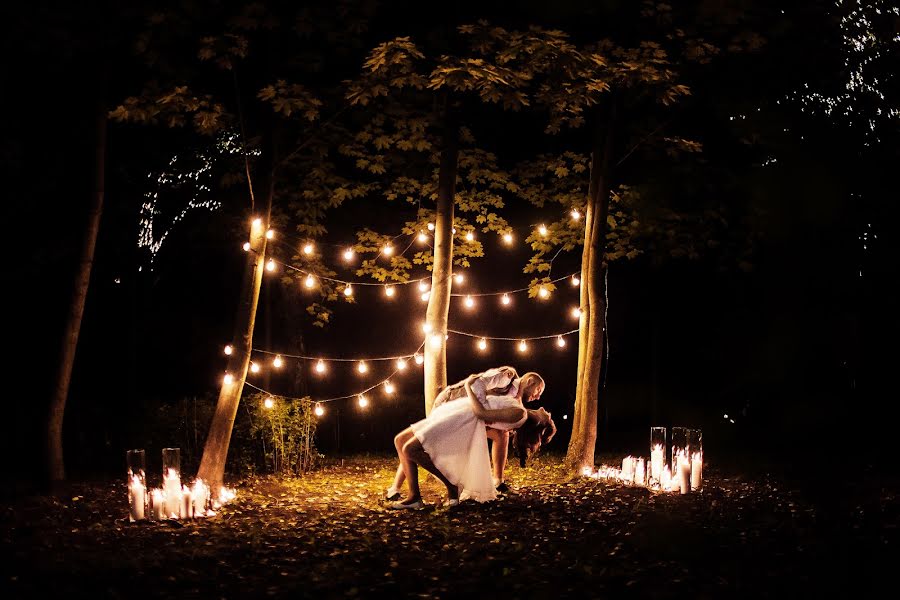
[162,448,182,518]
[126,449,146,522]
[650,427,666,485]
[671,427,689,477]
[688,428,703,490]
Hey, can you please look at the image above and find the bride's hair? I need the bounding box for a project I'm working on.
[512,409,552,467]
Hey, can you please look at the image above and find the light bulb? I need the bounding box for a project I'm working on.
[427,222,435,231]
[538,286,549,299]
[315,360,326,374]
[223,372,233,385]
[314,403,324,416]
[572,307,582,319]
[571,209,581,220]
[452,227,457,234]
[501,294,511,306]
[571,275,580,286]
[421,291,430,302]
[224,345,233,355]
[344,285,353,297]
[518,340,528,353]
[305,275,315,288]
[384,381,395,395]
[454,273,464,284]
[418,232,428,243]
[422,322,432,334]
[264,397,275,409]
[464,295,475,308]
[266,259,275,272]
[383,244,394,256]
[478,338,487,351]
[396,358,408,371]
[252,218,262,227]
[303,243,314,255]
[384,286,395,297]
[357,361,368,374]
[538,224,548,236]
[503,233,513,244]
[273,355,283,368]
[465,231,474,242]
[250,362,260,373]
[358,394,369,408]
[430,334,443,349]
[418,281,429,292]
[414,353,424,365]
[557,336,566,348]
[266,229,274,239]
[242,242,250,252]
[343,248,354,261]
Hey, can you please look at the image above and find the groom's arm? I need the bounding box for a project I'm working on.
[468,366,517,405]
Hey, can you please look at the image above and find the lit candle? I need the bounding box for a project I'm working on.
[163,468,182,518]
[691,452,703,490]
[651,444,664,483]
[634,458,646,486]
[661,466,672,492]
[621,456,635,483]
[679,461,691,494]
[182,485,193,519]
[151,489,165,520]
[128,476,145,522]
[192,479,209,517]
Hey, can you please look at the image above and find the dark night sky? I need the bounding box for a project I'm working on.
[5,0,898,480]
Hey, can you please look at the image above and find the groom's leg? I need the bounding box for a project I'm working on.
[402,438,457,498]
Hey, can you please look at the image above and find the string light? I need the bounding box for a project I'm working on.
[454,273,465,284]
[343,248,354,261]
[357,361,368,374]
[250,362,261,373]
[501,294,511,306]
[303,243,314,255]
[538,224,548,236]
[518,340,528,353]
[421,291,430,302]
[384,381,395,395]
[357,394,369,408]
[538,286,550,299]
[273,355,283,368]
[464,295,475,308]
[414,353,424,365]
[242,242,250,252]
[429,334,443,349]
[344,284,353,297]
[315,360,326,374]
[314,403,325,416]
[396,358,408,371]
[556,335,566,348]
[266,229,274,239]
[305,274,316,288]
[427,223,435,231]
[418,281,429,292]
[503,233,513,244]
[383,244,394,256]
[478,338,488,351]
[253,218,262,228]
[384,285,395,297]
[572,307,582,319]
[266,259,275,272]
[223,372,234,385]
[418,232,428,242]
[422,322,433,334]
[264,397,275,409]
[571,275,580,286]
[465,231,474,242]
[571,209,581,220]
[224,345,233,355]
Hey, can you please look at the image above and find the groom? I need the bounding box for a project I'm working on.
[385,365,544,499]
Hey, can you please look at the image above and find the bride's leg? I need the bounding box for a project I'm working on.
[402,438,457,499]
[394,429,420,502]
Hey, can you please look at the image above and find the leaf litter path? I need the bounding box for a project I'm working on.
[2,455,897,598]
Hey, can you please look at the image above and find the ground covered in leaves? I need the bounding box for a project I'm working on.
[2,454,897,598]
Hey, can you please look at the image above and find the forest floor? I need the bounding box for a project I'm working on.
[2,454,897,598]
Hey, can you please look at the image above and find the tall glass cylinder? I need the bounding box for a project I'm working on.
[162,448,182,518]
[671,427,689,483]
[688,429,703,490]
[126,449,146,522]
[650,427,666,485]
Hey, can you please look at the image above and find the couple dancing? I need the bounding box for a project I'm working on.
[387,365,556,509]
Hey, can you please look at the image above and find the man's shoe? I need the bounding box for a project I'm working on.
[442,498,460,508]
[387,499,424,510]
[495,482,511,494]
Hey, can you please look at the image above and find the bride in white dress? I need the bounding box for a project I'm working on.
[389,372,545,509]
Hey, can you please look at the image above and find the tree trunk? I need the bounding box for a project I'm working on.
[45,96,107,489]
[197,136,275,489]
[565,102,615,472]
[424,108,458,414]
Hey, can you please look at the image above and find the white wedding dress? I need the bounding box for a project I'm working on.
[410,394,526,502]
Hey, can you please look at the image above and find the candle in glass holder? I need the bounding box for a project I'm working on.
[192,480,209,517]
[182,486,193,519]
[691,452,703,490]
[621,456,634,482]
[128,476,146,521]
[679,461,691,494]
[151,489,165,520]
[661,466,672,491]
[650,444,664,483]
[163,468,182,518]
[634,458,646,486]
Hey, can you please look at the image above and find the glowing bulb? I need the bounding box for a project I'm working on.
[572,307,582,319]
[344,285,353,297]
[303,243,314,255]
[427,222,435,231]
[305,274,315,288]
[223,372,234,385]
[250,362,260,373]
[266,259,275,272]
[224,345,233,355]
[357,361,368,374]
[518,340,528,353]
[430,334,443,349]
[252,218,262,227]
[464,295,475,308]
[414,353,424,365]
[571,209,580,220]
[273,355,283,368]
[465,231,474,242]
[556,336,566,348]
[384,286,395,297]
[396,358,408,371]
[421,291,430,302]
[315,360,326,374]
[383,244,394,256]
[358,394,369,408]
[314,403,324,416]
[501,294,511,306]
[418,232,428,243]
[503,233,513,244]
[266,229,274,239]
[538,224,548,236]
[478,338,487,351]
[343,248,354,261]
[384,381,395,395]
[418,281,429,292]
[242,242,250,252]
[538,286,549,299]
[422,322,432,334]
[264,397,275,409]
[454,273,464,284]
[571,275,580,286]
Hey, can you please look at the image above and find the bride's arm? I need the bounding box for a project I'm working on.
[465,379,526,425]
